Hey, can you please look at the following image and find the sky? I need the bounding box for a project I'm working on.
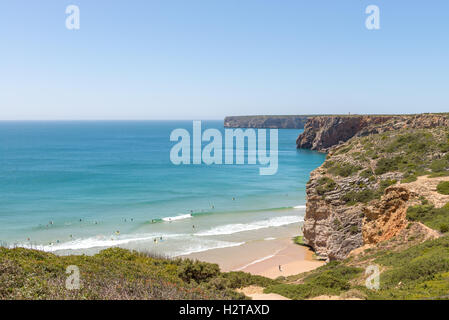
[0,0,448,120]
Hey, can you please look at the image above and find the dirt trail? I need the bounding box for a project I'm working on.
[238,286,290,300]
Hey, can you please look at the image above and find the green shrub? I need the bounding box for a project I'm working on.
[350,225,359,234]
[375,236,449,290]
[430,159,449,173]
[177,259,220,283]
[380,179,397,190]
[406,203,449,232]
[0,247,238,300]
[264,262,362,299]
[316,177,337,195]
[375,157,401,175]
[440,224,449,233]
[437,181,449,195]
[294,236,304,245]
[360,169,374,179]
[429,171,449,178]
[220,272,277,289]
[327,163,362,177]
[341,189,378,205]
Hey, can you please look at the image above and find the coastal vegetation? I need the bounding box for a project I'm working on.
[0,246,274,300]
[264,262,362,299]
[295,114,449,299]
[407,203,449,233]
[437,181,449,195]
[316,126,449,207]
[262,235,449,300]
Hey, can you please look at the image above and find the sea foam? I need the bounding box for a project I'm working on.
[162,214,192,222]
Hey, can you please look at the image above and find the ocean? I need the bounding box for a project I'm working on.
[0,121,325,256]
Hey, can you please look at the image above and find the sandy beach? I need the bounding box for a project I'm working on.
[182,236,324,279]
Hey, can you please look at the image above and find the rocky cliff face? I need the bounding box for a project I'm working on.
[296,116,394,151]
[224,116,309,129]
[303,169,364,260]
[296,114,449,152]
[362,187,411,245]
[302,114,449,261]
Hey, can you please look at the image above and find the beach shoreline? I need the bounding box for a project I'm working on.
[182,234,324,279]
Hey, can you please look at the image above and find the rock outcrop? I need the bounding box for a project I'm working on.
[224,116,309,129]
[296,116,393,151]
[303,170,364,260]
[301,114,449,260]
[362,187,411,245]
[296,114,449,152]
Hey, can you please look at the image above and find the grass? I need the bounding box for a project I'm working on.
[0,247,276,300]
[374,131,449,179]
[327,163,362,177]
[264,236,449,300]
[293,236,304,245]
[367,236,449,299]
[406,203,449,233]
[437,181,449,195]
[264,261,362,299]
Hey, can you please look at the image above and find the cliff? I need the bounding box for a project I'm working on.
[302,114,449,261]
[296,114,449,152]
[224,115,309,129]
[296,115,394,151]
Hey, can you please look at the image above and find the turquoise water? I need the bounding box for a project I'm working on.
[0,121,325,255]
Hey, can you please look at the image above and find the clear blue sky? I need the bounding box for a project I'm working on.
[0,1,448,120]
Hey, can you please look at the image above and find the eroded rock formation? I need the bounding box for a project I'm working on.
[301,113,449,260]
[296,116,393,151]
[362,187,411,245]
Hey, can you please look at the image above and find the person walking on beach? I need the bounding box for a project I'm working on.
[279,265,282,272]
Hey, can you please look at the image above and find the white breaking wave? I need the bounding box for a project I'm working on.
[162,214,192,222]
[294,205,306,209]
[19,233,184,252]
[196,215,303,236]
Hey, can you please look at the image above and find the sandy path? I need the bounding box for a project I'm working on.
[237,286,290,300]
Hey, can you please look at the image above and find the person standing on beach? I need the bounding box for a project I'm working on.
[279,265,282,272]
